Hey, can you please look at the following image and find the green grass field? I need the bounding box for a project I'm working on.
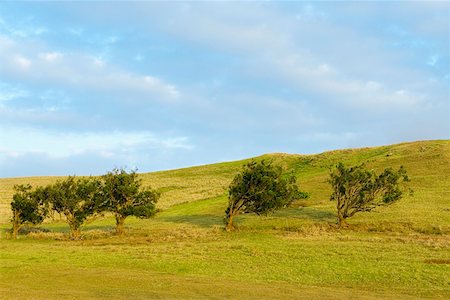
[1,140,449,299]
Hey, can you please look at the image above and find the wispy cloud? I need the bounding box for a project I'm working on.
[100,2,443,113]
[0,126,193,161]
[0,35,180,102]
[0,15,48,38]
[0,2,447,177]
[0,82,30,104]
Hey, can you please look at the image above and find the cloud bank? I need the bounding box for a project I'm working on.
[0,2,448,177]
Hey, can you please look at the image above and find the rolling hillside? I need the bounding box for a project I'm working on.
[1,140,449,299]
[1,139,449,229]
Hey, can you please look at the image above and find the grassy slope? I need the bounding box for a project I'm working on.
[0,140,449,299]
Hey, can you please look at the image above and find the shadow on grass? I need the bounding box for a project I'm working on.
[158,207,336,229]
[1,224,116,240]
[274,207,336,222]
[158,214,223,228]
[83,224,115,231]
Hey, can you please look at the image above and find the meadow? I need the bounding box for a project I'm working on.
[0,140,449,299]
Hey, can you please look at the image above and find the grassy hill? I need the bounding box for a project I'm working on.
[0,140,449,299]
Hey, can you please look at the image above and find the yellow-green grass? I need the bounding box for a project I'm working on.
[1,223,448,299]
[0,140,449,299]
[1,214,449,299]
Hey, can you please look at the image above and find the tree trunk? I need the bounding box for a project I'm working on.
[66,214,81,240]
[225,206,239,232]
[336,198,348,228]
[12,212,21,239]
[115,214,126,235]
[69,225,81,240]
[225,214,235,232]
[337,210,347,228]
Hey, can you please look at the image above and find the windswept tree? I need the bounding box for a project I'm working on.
[10,184,49,239]
[102,168,159,235]
[329,163,410,227]
[48,176,103,239]
[225,160,307,231]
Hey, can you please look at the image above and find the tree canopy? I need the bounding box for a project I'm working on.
[47,176,103,239]
[225,160,306,231]
[102,168,160,235]
[329,163,410,227]
[9,169,160,238]
[10,184,49,239]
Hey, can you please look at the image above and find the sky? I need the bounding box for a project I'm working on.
[0,1,449,177]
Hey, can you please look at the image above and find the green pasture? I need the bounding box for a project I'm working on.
[0,140,449,299]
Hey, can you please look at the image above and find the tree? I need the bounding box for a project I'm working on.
[102,168,159,235]
[329,163,410,227]
[10,184,49,239]
[47,176,103,239]
[224,160,306,231]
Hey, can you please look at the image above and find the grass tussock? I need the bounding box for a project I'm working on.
[277,222,338,237]
[424,258,450,264]
[348,222,449,235]
[26,231,67,240]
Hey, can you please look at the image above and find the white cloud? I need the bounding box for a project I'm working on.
[116,2,435,112]
[14,55,32,69]
[0,126,193,160]
[0,16,48,38]
[0,83,29,103]
[43,2,446,117]
[0,35,181,102]
[67,27,84,36]
[39,51,64,62]
[0,2,447,177]
[427,55,439,67]
[104,35,119,44]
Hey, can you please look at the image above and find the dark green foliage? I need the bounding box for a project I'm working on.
[9,169,160,238]
[10,184,48,239]
[329,162,410,227]
[47,176,103,239]
[225,160,307,231]
[102,168,159,235]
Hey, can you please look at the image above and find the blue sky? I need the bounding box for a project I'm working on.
[0,1,449,177]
